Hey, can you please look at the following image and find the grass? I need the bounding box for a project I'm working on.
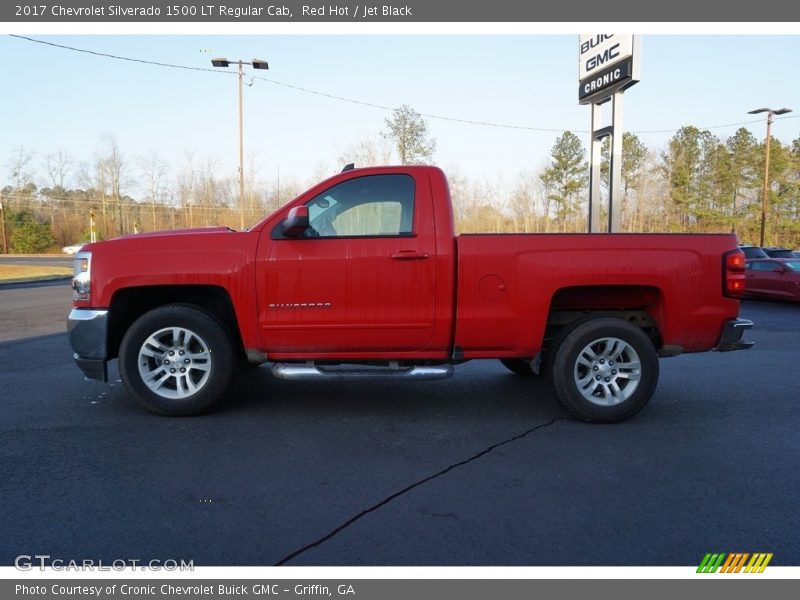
[0,264,72,283]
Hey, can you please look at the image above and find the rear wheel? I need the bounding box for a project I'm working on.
[549,317,659,423]
[119,304,236,416]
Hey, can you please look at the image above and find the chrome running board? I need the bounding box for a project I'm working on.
[271,362,454,381]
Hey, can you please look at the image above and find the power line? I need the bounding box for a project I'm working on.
[628,115,799,135]
[8,33,800,137]
[8,34,230,75]
[247,75,569,132]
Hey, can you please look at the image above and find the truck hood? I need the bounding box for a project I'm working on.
[78,226,243,256]
[118,226,236,239]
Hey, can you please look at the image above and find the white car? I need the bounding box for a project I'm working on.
[62,243,85,255]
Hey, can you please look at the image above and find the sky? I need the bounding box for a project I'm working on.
[1,31,799,197]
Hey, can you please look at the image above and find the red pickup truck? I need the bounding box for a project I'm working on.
[67,165,753,422]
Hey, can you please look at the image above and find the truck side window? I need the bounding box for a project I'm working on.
[306,174,415,237]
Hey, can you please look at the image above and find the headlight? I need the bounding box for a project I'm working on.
[72,251,92,301]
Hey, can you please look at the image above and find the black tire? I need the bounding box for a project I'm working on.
[499,358,538,377]
[549,317,659,423]
[119,304,236,416]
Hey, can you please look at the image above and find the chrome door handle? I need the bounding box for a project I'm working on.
[390,250,430,260]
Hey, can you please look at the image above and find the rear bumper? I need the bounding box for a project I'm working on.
[716,318,755,352]
[67,308,109,382]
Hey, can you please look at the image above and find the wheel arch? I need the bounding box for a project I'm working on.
[545,284,666,352]
[107,285,244,360]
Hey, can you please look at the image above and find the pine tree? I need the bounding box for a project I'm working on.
[540,131,588,226]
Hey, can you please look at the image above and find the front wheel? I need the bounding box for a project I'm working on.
[119,304,236,416]
[550,317,659,423]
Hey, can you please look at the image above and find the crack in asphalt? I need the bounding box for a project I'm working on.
[274,415,566,565]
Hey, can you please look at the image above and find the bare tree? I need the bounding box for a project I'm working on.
[445,166,473,227]
[89,135,129,237]
[40,149,74,232]
[43,149,73,193]
[176,151,198,228]
[7,145,36,193]
[509,171,541,233]
[100,134,126,201]
[337,135,393,168]
[196,155,222,207]
[138,150,169,231]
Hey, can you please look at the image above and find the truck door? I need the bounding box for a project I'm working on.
[746,260,783,298]
[256,173,437,354]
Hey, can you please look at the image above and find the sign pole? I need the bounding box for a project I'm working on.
[608,90,625,233]
[588,103,604,233]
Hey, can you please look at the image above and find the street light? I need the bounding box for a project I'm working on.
[212,57,269,230]
[748,107,792,247]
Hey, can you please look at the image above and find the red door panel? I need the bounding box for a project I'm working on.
[256,172,437,354]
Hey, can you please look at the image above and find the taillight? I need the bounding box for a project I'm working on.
[723,250,746,298]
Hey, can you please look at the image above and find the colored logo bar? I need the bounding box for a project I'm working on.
[697,553,773,573]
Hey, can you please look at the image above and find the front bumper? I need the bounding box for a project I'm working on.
[67,308,109,382]
[716,318,755,352]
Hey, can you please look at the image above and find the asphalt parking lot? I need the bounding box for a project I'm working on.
[0,281,798,566]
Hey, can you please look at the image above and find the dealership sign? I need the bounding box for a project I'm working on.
[578,34,640,104]
[579,34,642,234]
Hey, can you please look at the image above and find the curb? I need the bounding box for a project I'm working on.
[0,276,72,290]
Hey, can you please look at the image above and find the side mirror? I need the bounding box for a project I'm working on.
[773,266,786,274]
[281,206,310,238]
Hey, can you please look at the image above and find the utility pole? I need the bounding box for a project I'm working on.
[0,193,8,254]
[761,116,773,248]
[748,107,792,247]
[211,57,269,230]
[117,197,124,237]
[238,60,245,229]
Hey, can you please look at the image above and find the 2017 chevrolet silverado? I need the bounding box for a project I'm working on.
[67,166,753,422]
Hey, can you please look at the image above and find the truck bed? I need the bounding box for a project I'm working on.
[454,233,742,358]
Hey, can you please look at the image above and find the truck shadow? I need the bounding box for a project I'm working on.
[220,362,562,422]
